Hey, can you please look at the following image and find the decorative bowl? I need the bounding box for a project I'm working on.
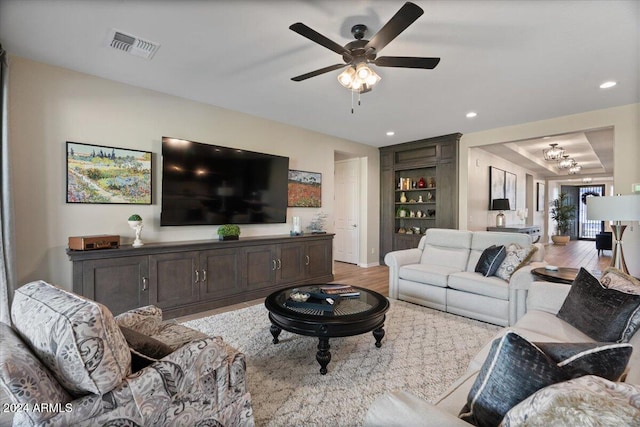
[290,291,310,302]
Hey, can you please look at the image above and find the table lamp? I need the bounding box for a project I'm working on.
[587,194,640,275]
[491,198,510,227]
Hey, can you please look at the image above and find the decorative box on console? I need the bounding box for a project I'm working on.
[68,235,120,251]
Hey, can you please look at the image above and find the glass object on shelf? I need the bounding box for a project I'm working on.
[400,192,407,203]
[427,177,436,188]
[418,177,426,188]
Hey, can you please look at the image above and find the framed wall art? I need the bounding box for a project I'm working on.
[537,182,545,212]
[489,166,516,210]
[288,169,322,207]
[66,141,152,204]
[489,166,505,209]
[505,171,517,211]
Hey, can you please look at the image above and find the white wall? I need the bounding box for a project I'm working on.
[459,104,640,277]
[8,57,380,289]
[467,147,545,232]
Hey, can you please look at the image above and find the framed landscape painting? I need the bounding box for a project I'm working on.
[288,170,322,207]
[66,141,152,204]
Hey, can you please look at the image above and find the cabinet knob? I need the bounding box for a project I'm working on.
[142,277,148,291]
[305,255,310,266]
[195,270,199,283]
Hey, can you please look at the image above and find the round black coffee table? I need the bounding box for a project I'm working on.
[264,285,389,374]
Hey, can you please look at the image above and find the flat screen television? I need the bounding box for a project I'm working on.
[161,137,289,226]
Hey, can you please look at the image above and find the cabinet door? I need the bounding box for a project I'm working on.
[199,248,243,301]
[306,239,333,279]
[81,256,149,316]
[243,244,277,290]
[149,251,200,309]
[276,242,306,284]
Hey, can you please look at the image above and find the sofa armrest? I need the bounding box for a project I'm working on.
[507,262,547,324]
[365,390,470,427]
[526,281,571,314]
[384,248,422,299]
[115,305,163,336]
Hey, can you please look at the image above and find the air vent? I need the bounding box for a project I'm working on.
[105,28,159,60]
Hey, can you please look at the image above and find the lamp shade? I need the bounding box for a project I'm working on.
[587,195,640,221]
[491,198,511,211]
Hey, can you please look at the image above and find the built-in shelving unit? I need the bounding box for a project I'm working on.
[379,133,461,261]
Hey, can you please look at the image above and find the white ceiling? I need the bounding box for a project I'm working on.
[0,0,637,176]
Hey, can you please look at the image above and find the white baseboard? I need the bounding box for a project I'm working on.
[358,261,380,268]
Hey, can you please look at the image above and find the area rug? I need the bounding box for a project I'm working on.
[183,300,501,426]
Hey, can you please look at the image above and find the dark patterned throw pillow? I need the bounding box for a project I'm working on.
[474,245,507,277]
[557,268,640,342]
[458,332,633,427]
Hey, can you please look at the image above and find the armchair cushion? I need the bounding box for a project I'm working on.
[11,280,131,396]
[0,322,72,424]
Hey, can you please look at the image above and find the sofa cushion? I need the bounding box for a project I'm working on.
[502,376,640,427]
[448,272,510,300]
[420,229,472,270]
[494,244,537,281]
[11,280,131,396]
[557,268,640,343]
[399,264,460,287]
[0,323,72,424]
[474,245,506,277]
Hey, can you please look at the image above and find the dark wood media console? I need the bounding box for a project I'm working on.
[67,234,334,319]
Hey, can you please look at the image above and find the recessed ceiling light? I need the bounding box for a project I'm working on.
[600,81,617,89]
[386,131,395,136]
[466,112,477,118]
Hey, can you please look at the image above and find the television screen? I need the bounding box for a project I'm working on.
[161,137,289,226]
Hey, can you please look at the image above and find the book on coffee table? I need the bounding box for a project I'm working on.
[319,284,360,297]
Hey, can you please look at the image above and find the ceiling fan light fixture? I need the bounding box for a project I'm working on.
[543,143,565,161]
[356,63,372,80]
[338,67,355,87]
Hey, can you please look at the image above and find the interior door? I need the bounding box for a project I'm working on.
[560,185,580,240]
[334,158,360,264]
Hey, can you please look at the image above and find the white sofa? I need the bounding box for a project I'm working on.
[365,279,640,426]
[385,229,545,326]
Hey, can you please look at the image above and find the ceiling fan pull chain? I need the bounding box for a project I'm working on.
[351,89,355,114]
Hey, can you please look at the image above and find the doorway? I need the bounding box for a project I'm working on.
[334,158,360,264]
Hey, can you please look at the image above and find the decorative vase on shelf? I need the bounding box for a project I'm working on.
[418,177,426,188]
[127,214,144,247]
[400,192,407,203]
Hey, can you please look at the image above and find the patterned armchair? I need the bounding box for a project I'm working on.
[0,280,254,426]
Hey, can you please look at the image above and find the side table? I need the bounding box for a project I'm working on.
[531,267,579,284]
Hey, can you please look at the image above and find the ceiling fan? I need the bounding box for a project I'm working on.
[289,2,440,94]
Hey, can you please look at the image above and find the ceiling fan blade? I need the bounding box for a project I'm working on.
[291,64,347,82]
[375,56,440,69]
[365,2,424,53]
[290,23,352,59]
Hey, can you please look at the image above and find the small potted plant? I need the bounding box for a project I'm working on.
[127,214,144,247]
[550,192,576,245]
[217,224,240,241]
[396,206,408,218]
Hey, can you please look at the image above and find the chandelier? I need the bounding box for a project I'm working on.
[543,143,565,161]
[568,161,582,175]
[337,63,381,93]
[557,154,574,169]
